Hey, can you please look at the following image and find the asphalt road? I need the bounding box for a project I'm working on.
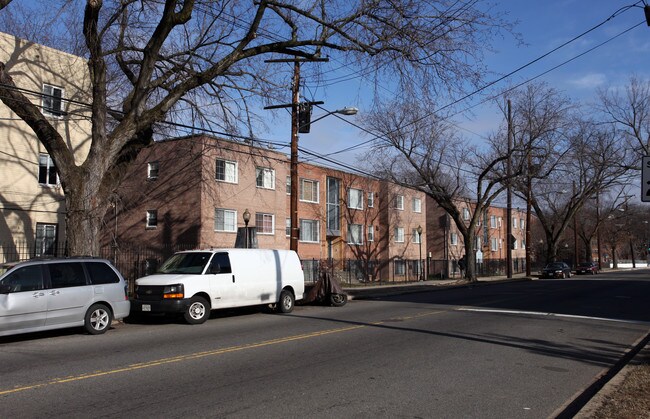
[1,270,648,418]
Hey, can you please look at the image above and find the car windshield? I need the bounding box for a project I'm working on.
[157,252,212,274]
[545,263,565,269]
[578,263,593,267]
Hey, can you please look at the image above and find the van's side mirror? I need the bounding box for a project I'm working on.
[207,264,221,275]
[0,284,12,294]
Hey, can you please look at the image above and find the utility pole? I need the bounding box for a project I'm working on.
[506,99,513,279]
[525,151,532,276]
[573,180,578,268]
[265,57,327,254]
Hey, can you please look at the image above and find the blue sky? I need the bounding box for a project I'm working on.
[281,0,650,169]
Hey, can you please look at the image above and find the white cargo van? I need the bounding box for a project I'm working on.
[131,249,304,324]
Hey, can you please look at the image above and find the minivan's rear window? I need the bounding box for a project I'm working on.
[86,262,120,284]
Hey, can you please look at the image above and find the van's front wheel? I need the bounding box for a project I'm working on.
[184,296,210,324]
[278,290,295,313]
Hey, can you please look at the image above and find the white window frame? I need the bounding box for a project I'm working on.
[367,225,374,242]
[347,224,364,245]
[393,195,404,210]
[300,219,320,243]
[490,215,497,228]
[513,217,518,229]
[491,237,498,251]
[450,232,459,246]
[463,208,470,220]
[146,210,158,229]
[214,208,237,232]
[412,197,422,213]
[255,167,275,189]
[412,228,421,244]
[42,84,64,117]
[147,161,159,180]
[216,159,238,183]
[520,219,525,230]
[38,154,59,186]
[348,188,363,209]
[394,227,405,243]
[286,176,291,195]
[367,192,374,208]
[285,218,291,237]
[300,179,319,203]
[255,212,275,235]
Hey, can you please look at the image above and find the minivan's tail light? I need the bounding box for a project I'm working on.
[163,284,184,299]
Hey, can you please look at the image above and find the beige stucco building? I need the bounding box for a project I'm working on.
[0,32,91,258]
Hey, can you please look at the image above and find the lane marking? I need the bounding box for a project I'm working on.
[456,307,650,325]
[0,310,444,396]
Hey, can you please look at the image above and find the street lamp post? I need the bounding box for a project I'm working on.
[243,208,251,249]
[417,225,423,281]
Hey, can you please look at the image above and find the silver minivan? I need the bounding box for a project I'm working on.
[0,258,130,337]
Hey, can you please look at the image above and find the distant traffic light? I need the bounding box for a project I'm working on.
[298,103,312,133]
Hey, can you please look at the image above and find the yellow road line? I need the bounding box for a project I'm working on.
[0,310,444,396]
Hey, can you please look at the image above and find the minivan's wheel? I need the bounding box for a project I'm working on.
[330,293,347,307]
[84,304,112,335]
[278,290,295,313]
[184,296,210,324]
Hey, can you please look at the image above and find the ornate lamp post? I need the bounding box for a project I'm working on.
[243,208,251,249]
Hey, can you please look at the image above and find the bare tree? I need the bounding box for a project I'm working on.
[364,100,522,281]
[598,75,650,168]
[0,0,516,255]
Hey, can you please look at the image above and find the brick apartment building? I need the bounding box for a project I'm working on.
[103,135,427,282]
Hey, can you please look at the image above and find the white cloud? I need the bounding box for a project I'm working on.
[568,73,607,89]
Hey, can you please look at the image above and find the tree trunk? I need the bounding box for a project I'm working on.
[63,175,110,256]
[463,232,477,282]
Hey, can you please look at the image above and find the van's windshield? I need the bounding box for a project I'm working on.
[157,252,213,274]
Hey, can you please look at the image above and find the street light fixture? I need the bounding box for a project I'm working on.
[243,208,251,249]
[417,225,423,281]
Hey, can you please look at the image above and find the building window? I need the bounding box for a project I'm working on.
[513,217,518,229]
[394,227,404,243]
[490,215,497,228]
[463,208,470,220]
[214,208,237,232]
[286,218,291,237]
[491,237,498,251]
[255,213,274,235]
[255,167,275,189]
[520,219,525,230]
[35,223,57,257]
[147,161,159,180]
[146,210,158,228]
[300,179,319,203]
[450,232,458,246]
[216,159,238,183]
[393,195,404,210]
[326,177,341,235]
[42,84,64,117]
[38,154,58,186]
[347,224,363,245]
[513,239,518,249]
[367,192,374,208]
[300,219,319,243]
[412,228,421,244]
[286,176,291,195]
[367,225,374,242]
[394,260,406,276]
[348,188,363,209]
[412,197,422,213]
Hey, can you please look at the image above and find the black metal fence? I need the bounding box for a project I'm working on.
[1,241,533,288]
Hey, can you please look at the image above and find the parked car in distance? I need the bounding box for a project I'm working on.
[131,248,305,324]
[576,261,599,275]
[0,258,130,337]
[540,262,572,279]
